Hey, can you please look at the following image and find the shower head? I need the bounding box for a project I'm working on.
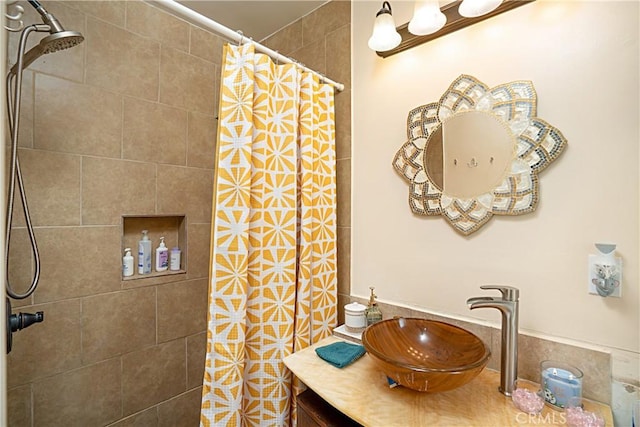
[9,0,84,75]
[12,29,84,72]
[10,30,84,75]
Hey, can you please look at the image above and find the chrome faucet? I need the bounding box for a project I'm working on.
[467,285,519,396]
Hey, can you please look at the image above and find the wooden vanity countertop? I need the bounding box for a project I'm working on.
[284,336,614,427]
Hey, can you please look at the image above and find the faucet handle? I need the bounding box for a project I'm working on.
[480,285,519,301]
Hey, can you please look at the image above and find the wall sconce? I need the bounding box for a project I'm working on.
[408,1,447,36]
[458,0,503,18]
[368,1,402,52]
[371,0,535,58]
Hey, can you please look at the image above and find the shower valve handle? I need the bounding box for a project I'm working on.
[9,310,44,332]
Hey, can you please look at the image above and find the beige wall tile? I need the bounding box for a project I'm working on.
[34,74,122,158]
[262,20,303,56]
[7,299,82,388]
[517,333,612,404]
[82,157,156,225]
[109,408,159,427]
[291,39,326,76]
[126,1,189,52]
[65,1,126,27]
[187,332,206,390]
[15,148,80,226]
[6,228,36,306]
[336,158,351,228]
[302,0,350,46]
[187,111,217,170]
[11,70,34,148]
[7,384,31,427]
[7,2,85,83]
[85,17,160,101]
[82,287,157,363]
[157,388,202,427]
[159,47,216,115]
[34,226,121,303]
[334,89,351,161]
[33,359,121,427]
[337,293,348,325]
[337,226,350,296]
[157,166,213,223]
[190,26,224,65]
[158,278,208,343]
[122,339,187,416]
[325,24,351,90]
[123,97,187,166]
[186,222,211,280]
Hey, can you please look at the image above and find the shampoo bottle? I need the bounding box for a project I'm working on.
[155,237,169,272]
[123,248,134,277]
[138,230,152,274]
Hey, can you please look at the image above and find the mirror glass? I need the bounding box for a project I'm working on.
[393,75,567,236]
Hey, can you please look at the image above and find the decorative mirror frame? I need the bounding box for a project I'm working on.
[393,75,567,236]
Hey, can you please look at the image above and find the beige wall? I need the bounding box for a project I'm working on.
[352,0,638,377]
[5,1,218,425]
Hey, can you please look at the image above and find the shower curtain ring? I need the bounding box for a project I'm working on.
[237,30,244,46]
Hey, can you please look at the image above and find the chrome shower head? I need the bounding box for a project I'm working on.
[10,30,84,75]
[9,1,84,75]
[39,30,84,54]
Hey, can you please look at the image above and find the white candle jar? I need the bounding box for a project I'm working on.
[344,302,367,333]
[540,360,583,410]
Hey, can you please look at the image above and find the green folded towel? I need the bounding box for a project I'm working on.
[315,341,366,368]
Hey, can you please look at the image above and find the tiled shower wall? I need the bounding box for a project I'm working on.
[5,1,352,425]
[6,1,215,425]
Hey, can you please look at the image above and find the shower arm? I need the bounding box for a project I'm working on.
[5,24,47,300]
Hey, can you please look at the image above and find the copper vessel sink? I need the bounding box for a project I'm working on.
[362,318,491,393]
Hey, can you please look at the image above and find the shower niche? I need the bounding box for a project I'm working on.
[121,215,187,284]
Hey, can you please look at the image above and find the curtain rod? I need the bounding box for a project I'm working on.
[146,0,345,92]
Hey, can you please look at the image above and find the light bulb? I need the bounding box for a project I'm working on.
[459,0,503,18]
[408,1,446,36]
[368,1,402,52]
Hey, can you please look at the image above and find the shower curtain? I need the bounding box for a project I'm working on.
[200,43,338,427]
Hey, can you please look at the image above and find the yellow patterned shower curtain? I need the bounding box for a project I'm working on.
[200,43,338,426]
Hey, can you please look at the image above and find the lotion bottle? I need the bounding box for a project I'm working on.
[123,248,134,277]
[138,230,152,274]
[155,236,169,272]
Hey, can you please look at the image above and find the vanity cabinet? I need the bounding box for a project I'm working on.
[297,389,362,427]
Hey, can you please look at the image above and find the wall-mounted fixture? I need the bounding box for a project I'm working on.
[368,1,402,52]
[408,1,447,36]
[588,243,622,297]
[371,0,535,58]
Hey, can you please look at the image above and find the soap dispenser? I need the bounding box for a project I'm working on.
[365,286,383,326]
[155,237,169,272]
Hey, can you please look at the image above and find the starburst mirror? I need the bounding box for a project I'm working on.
[393,75,567,236]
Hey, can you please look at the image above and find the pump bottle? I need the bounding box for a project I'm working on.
[365,286,383,325]
[138,230,152,274]
[155,237,169,272]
